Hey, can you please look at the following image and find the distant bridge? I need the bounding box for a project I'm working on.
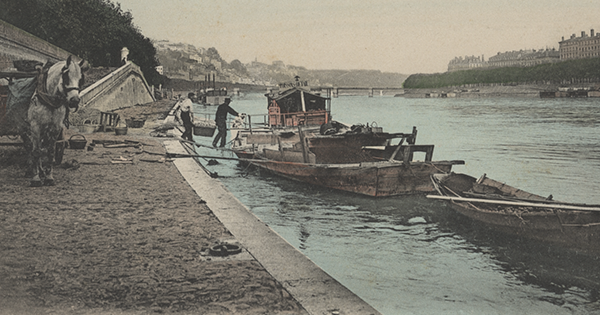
[311,86,404,97]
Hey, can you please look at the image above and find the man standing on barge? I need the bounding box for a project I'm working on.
[212,98,239,147]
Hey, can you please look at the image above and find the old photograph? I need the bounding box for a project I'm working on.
[1,1,600,314]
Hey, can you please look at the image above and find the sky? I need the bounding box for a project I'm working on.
[115,0,600,74]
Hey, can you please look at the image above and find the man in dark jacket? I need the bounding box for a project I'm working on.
[212,98,239,147]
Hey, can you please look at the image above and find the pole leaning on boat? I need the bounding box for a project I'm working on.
[426,195,600,212]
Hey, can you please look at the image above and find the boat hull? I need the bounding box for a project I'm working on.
[431,173,600,253]
[249,159,458,197]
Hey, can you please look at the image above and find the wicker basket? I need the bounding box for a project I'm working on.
[115,126,128,135]
[125,118,146,128]
[194,126,216,137]
[80,120,97,134]
[193,119,216,137]
[68,134,87,149]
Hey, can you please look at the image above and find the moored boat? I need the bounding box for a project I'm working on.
[428,172,600,253]
[249,156,464,197]
[234,123,464,197]
[228,80,464,197]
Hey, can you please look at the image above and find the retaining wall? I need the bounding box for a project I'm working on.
[80,62,155,111]
[0,19,79,69]
[70,61,155,125]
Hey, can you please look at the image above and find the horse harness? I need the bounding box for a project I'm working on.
[34,61,84,127]
[35,62,80,108]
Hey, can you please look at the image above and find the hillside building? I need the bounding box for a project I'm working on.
[488,49,560,67]
[448,28,600,72]
[447,55,486,71]
[559,29,600,60]
[448,48,560,72]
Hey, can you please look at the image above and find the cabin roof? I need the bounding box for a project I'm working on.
[265,87,330,101]
[265,86,330,113]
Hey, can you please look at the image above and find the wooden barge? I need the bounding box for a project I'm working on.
[231,84,464,196]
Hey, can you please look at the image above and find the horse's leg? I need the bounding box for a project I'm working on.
[54,129,65,165]
[27,99,49,187]
[41,126,61,186]
[27,126,43,187]
[21,132,34,178]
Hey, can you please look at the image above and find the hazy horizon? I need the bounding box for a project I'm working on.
[116,0,600,75]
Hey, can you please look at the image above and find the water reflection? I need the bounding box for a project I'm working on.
[224,166,600,313]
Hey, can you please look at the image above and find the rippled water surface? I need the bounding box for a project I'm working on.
[192,95,600,314]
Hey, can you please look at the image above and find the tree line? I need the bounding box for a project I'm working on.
[0,0,164,86]
[404,57,600,88]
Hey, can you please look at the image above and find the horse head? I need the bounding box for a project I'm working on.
[58,55,89,112]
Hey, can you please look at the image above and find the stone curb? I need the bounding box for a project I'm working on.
[164,139,381,315]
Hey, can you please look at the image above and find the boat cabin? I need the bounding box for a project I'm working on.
[199,87,228,106]
[266,87,331,127]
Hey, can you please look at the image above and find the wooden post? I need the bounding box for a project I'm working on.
[298,126,310,163]
[403,145,412,165]
[300,90,306,112]
[388,138,406,162]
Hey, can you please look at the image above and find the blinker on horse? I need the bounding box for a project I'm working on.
[25,56,88,187]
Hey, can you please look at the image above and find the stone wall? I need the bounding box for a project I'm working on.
[0,19,79,70]
[71,62,156,125]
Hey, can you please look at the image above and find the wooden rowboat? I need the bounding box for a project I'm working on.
[428,173,600,253]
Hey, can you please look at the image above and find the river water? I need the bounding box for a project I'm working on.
[191,94,600,315]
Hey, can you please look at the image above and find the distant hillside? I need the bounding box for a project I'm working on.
[155,40,407,88]
[404,57,600,88]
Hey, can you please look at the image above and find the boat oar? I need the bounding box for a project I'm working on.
[164,152,268,163]
[427,195,600,212]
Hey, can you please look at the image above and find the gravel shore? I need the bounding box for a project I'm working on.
[0,100,306,314]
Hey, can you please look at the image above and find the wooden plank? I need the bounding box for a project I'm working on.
[245,133,300,144]
[0,71,38,78]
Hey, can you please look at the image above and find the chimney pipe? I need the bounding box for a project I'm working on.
[592,29,595,37]
[582,31,586,37]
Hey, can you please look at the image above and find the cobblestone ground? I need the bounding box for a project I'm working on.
[0,130,305,314]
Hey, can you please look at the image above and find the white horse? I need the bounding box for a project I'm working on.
[23,56,88,186]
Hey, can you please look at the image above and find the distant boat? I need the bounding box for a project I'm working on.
[197,72,229,106]
[429,172,600,254]
[197,87,228,106]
